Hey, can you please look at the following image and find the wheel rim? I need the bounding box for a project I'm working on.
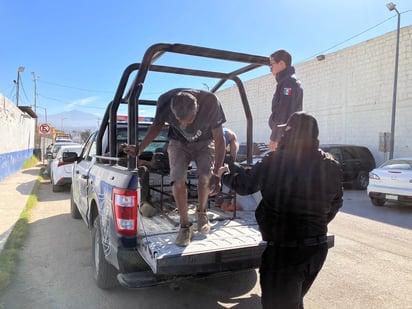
[358,172,369,189]
[360,176,368,188]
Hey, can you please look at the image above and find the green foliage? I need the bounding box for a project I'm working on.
[0,218,29,290]
[22,155,39,169]
[80,129,92,143]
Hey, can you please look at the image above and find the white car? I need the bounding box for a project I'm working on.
[50,144,83,192]
[46,141,79,175]
[367,157,412,207]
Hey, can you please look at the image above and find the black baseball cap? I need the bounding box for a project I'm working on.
[277,111,319,139]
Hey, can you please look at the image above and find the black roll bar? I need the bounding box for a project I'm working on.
[101,43,269,169]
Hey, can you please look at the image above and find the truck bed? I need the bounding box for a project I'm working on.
[136,202,265,277]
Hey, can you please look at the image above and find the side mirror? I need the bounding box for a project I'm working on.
[46,152,53,159]
[62,152,79,163]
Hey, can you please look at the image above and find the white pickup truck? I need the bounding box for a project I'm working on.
[65,43,274,289]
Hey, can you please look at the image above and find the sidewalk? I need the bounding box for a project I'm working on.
[0,164,41,253]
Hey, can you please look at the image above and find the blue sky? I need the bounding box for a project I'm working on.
[1,0,411,123]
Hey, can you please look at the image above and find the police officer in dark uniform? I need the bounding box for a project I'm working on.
[222,111,343,308]
[268,49,303,151]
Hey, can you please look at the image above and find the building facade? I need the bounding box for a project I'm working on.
[218,25,412,166]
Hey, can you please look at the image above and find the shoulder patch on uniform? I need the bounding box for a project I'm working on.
[283,88,292,95]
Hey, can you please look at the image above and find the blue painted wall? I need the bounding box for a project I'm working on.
[1,93,36,182]
[0,149,34,181]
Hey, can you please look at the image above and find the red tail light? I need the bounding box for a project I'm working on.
[57,157,70,167]
[113,188,138,236]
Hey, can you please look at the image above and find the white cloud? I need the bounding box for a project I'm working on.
[65,96,99,111]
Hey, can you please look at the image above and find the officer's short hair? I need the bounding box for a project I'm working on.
[270,50,292,67]
[170,91,198,120]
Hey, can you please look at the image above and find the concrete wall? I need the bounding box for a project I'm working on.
[0,94,36,180]
[218,25,412,166]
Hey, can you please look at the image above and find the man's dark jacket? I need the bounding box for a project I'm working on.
[223,143,343,243]
[269,66,303,130]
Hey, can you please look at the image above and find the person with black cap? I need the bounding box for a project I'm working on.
[222,111,343,309]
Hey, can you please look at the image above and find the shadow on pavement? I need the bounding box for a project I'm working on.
[1,208,261,309]
[16,180,38,196]
[21,168,41,176]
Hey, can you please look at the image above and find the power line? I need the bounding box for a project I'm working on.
[37,93,105,110]
[37,93,68,103]
[37,79,163,97]
[6,84,16,101]
[18,76,31,104]
[301,9,412,62]
[38,79,113,93]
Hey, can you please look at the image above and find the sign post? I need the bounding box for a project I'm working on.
[39,123,51,135]
[38,123,51,163]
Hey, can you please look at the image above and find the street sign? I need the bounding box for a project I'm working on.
[39,123,51,134]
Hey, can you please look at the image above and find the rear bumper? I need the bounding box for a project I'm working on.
[116,246,150,273]
[117,244,264,289]
[55,177,72,186]
[368,192,412,205]
[117,268,256,289]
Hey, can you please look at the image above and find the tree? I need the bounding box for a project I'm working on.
[80,129,92,142]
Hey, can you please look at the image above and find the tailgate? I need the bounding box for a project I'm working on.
[136,207,265,276]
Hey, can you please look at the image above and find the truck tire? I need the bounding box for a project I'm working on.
[370,197,385,207]
[70,187,81,219]
[91,217,118,289]
[51,177,61,192]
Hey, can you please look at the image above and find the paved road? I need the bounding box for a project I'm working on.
[1,180,411,309]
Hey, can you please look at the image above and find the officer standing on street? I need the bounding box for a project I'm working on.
[222,111,343,308]
[268,49,303,151]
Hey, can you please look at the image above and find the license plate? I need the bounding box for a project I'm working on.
[386,194,398,200]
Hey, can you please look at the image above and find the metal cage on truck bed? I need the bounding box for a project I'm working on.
[96,43,270,168]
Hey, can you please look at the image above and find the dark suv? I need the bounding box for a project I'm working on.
[319,144,376,190]
[237,142,270,163]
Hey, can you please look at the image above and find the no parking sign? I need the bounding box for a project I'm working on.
[39,123,51,134]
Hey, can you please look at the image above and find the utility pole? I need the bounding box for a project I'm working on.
[386,2,401,160]
[37,106,47,123]
[32,72,41,158]
[32,72,39,114]
[61,118,67,132]
[32,72,39,136]
[15,66,25,106]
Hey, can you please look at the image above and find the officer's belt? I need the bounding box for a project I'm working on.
[267,235,328,248]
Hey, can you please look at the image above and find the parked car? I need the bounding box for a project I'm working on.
[367,157,412,207]
[240,149,272,165]
[319,144,376,190]
[50,144,83,192]
[46,142,79,175]
[55,136,73,143]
